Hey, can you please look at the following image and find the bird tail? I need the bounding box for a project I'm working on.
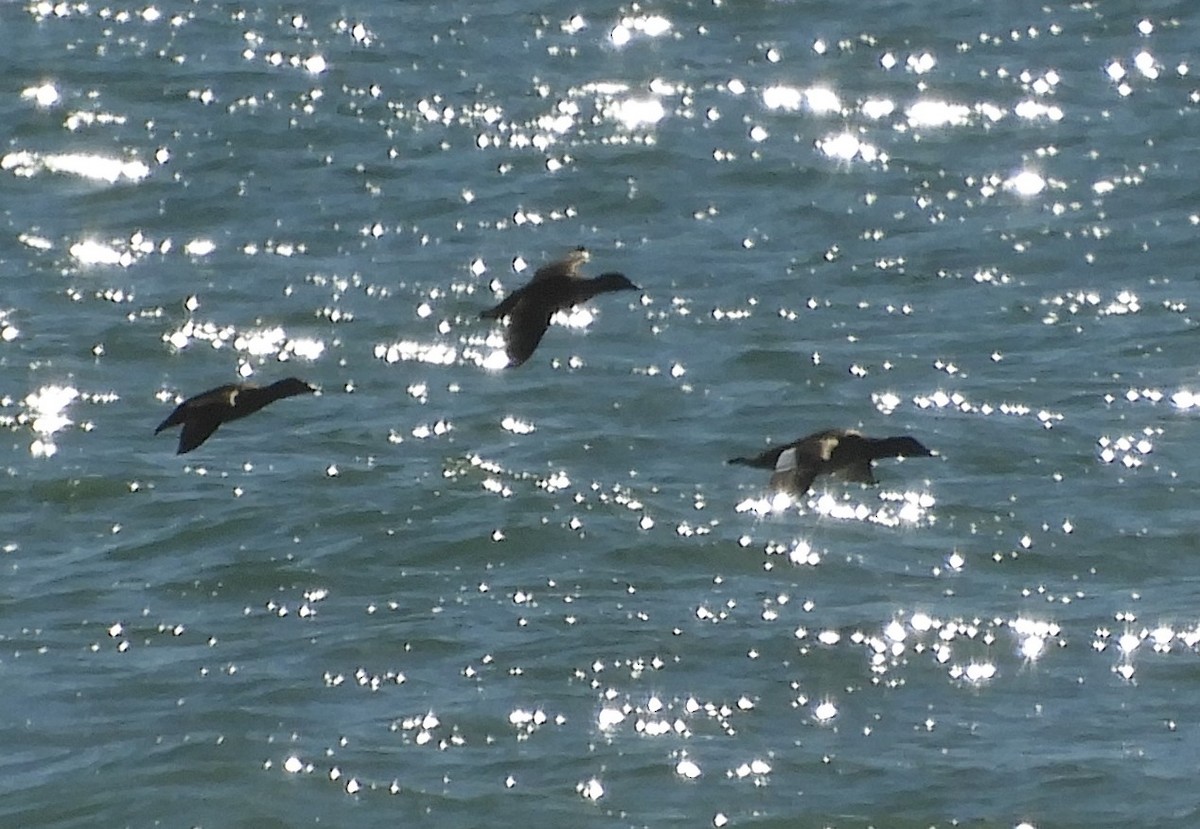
[727,456,753,466]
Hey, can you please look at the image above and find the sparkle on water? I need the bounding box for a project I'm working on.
[19,385,78,457]
[608,13,670,48]
[164,318,325,374]
[2,150,151,183]
[20,81,60,107]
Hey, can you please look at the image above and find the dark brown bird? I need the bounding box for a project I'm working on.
[729,429,933,495]
[480,247,640,367]
[155,377,316,454]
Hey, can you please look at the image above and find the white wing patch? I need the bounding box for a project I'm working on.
[817,435,840,462]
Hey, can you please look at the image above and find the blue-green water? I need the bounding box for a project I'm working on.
[4,1,1200,826]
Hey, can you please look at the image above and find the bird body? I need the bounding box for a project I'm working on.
[729,429,932,495]
[155,377,316,454]
[480,247,640,367]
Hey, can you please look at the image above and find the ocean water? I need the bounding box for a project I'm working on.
[3,1,1200,826]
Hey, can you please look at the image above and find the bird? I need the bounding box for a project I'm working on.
[155,377,317,454]
[728,429,933,495]
[480,247,640,367]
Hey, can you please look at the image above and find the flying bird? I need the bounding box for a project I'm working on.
[155,377,317,454]
[480,247,640,367]
[728,428,933,495]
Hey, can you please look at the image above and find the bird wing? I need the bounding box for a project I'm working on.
[155,401,189,434]
[503,300,553,367]
[734,429,845,470]
[823,433,878,484]
[176,415,221,454]
[838,458,878,485]
[769,447,820,495]
[480,286,528,320]
[155,385,238,433]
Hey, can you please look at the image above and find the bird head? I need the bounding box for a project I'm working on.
[273,377,319,397]
[892,436,933,457]
[595,272,641,292]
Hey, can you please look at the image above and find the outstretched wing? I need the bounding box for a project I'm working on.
[155,401,189,434]
[769,446,820,495]
[504,301,553,367]
[177,415,221,454]
[835,457,877,485]
[824,433,878,484]
[480,285,528,320]
[156,385,238,435]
